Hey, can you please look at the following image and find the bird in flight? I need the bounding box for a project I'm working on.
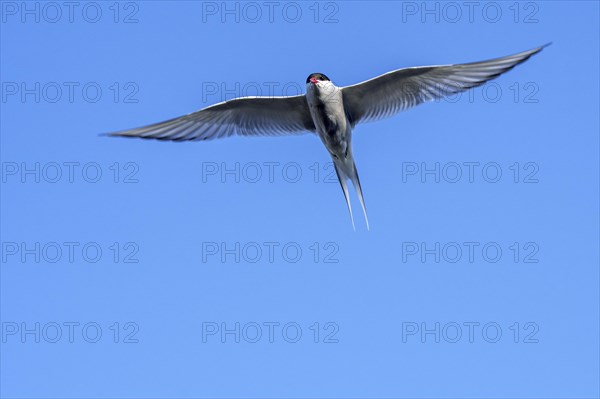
[108,44,549,229]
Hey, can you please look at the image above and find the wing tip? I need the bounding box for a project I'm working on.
[533,42,552,53]
[100,131,140,139]
[100,132,117,138]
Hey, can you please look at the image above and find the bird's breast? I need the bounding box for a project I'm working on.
[307,85,348,138]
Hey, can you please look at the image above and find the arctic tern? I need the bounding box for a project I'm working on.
[108,44,549,229]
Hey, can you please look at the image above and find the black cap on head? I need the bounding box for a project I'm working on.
[306,73,330,83]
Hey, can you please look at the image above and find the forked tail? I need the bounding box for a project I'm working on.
[333,158,369,231]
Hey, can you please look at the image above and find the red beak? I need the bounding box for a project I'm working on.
[309,77,319,84]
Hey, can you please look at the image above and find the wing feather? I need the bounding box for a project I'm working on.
[342,44,549,125]
[107,95,316,141]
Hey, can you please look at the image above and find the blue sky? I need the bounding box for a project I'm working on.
[1,1,598,398]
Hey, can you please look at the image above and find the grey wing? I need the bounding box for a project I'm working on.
[342,44,549,126]
[107,95,316,141]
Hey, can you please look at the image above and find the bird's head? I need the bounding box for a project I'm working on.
[306,73,330,86]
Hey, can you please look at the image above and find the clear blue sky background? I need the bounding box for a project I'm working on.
[1,1,598,398]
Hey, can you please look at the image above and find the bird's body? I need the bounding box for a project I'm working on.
[306,76,367,229]
[306,79,347,152]
[107,44,550,229]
